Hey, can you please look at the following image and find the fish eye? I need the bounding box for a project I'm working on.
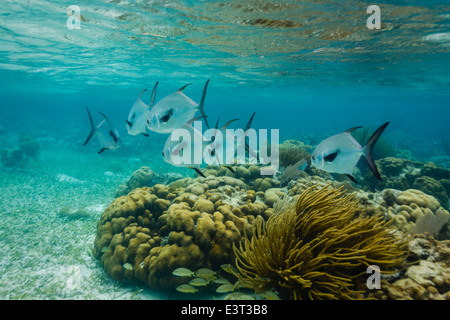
[312,155,315,160]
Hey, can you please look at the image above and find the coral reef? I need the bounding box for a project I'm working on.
[369,235,450,300]
[278,140,312,168]
[18,137,40,158]
[233,184,408,300]
[115,166,184,197]
[94,151,450,299]
[94,176,271,289]
[384,189,450,239]
[1,136,40,167]
[362,158,450,209]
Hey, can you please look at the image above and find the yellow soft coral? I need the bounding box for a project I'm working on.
[234,184,408,300]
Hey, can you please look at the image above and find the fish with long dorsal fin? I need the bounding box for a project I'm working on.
[204,112,258,167]
[161,116,209,178]
[126,81,158,137]
[147,80,210,133]
[311,122,390,182]
[84,107,121,154]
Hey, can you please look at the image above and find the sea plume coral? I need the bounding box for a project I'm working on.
[233,184,408,300]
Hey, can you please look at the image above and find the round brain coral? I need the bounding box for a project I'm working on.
[94,177,270,289]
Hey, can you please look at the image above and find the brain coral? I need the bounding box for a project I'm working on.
[94,176,271,289]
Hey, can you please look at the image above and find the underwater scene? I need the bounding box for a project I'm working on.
[1,0,450,301]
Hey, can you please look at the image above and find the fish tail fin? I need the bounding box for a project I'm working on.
[198,79,210,129]
[244,112,256,132]
[222,164,236,174]
[243,112,259,161]
[363,122,390,181]
[150,81,158,108]
[84,106,96,146]
[190,167,206,178]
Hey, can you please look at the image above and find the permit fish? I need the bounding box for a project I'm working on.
[147,80,210,133]
[162,116,209,178]
[311,122,390,182]
[126,81,158,137]
[83,107,121,154]
[204,112,258,167]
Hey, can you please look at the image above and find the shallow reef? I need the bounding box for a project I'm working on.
[94,143,450,299]
[94,176,271,289]
[361,157,450,210]
[234,184,409,300]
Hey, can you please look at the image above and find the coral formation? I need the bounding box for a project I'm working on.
[368,235,450,300]
[362,158,450,209]
[115,166,184,197]
[94,149,450,299]
[233,184,408,300]
[385,189,450,239]
[94,176,271,289]
[278,140,311,168]
[1,136,40,167]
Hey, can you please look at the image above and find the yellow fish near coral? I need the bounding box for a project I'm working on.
[123,263,133,271]
[216,284,235,293]
[176,284,198,294]
[195,268,216,281]
[189,277,209,287]
[172,267,195,277]
[220,264,238,275]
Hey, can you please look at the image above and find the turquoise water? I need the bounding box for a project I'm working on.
[0,0,449,299]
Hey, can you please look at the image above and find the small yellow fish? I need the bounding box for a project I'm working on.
[172,267,195,277]
[123,263,133,271]
[216,284,235,293]
[235,294,255,300]
[213,277,232,285]
[260,290,281,300]
[224,292,256,300]
[220,264,238,275]
[189,277,209,287]
[195,268,216,281]
[176,284,198,294]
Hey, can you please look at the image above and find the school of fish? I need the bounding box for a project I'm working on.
[83,80,390,182]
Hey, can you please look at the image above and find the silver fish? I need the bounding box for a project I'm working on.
[147,80,210,133]
[84,107,121,154]
[311,122,389,182]
[126,81,158,137]
[162,116,208,177]
[205,113,258,167]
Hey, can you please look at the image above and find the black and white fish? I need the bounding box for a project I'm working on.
[311,122,390,182]
[126,81,158,137]
[147,80,210,133]
[84,107,121,154]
